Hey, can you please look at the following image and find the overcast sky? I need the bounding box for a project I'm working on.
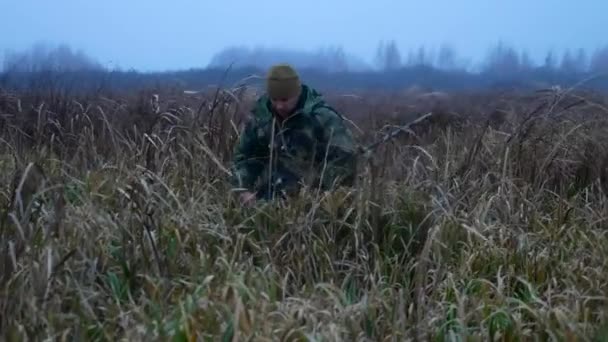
[1,0,606,71]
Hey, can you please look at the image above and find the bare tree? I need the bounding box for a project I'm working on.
[574,48,588,73]
[543,50,557,70]
[560,49,578,73]
[589,46,608,74]
[315,45,349,72]
[375,40,401,71]
[415,46,428,66]
[519,50,533,71]
[483,41,520,75]
[436,43,457,70]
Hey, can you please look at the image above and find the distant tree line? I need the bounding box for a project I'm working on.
[209,40,608,77]
[2,42,105,73]
[206,45,370,72]
[2,41,608,94]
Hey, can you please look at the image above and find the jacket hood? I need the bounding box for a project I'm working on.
[254,84,326,121]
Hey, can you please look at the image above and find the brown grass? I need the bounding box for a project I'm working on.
[0,83,607,341]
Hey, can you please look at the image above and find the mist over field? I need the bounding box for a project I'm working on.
[1,1,608,341]
[2,0,608,92]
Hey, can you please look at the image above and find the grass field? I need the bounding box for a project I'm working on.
[1,83,607,341]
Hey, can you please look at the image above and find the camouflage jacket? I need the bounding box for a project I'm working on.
[230,84,358,198]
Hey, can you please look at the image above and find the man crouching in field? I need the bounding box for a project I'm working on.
[230,64,358,206]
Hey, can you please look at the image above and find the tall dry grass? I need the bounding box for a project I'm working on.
[0,83,607,341]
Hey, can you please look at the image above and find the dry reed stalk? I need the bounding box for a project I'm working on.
[0,85,605,340]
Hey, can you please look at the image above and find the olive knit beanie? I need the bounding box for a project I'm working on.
[266,64,301,99]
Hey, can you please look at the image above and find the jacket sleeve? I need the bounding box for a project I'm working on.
[230,118,267,191]
[313,106,359,189]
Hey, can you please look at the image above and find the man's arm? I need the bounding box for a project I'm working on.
[230,118,267,192]
[313,106,358,189]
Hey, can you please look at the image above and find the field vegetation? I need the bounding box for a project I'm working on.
[0,76,607,340]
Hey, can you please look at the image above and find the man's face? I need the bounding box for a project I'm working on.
[270,93,299,119]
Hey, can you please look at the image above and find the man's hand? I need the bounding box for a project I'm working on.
[239,191,257,207]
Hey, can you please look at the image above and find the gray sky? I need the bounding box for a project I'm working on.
[1,0,606,71]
